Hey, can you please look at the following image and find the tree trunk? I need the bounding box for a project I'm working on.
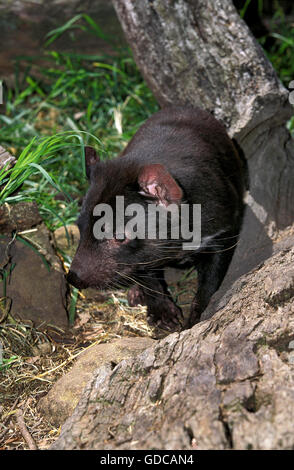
[50,0,294,450]
[52,230,294,450]
[112,0,294,318]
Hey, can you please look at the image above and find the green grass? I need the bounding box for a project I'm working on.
[0,355,19,372]
[262,7,294,86]
[0,9,293,232]
[0,15,158,230]
[259,5,294,133]
[237,1,294,89]
[0,7,293,330]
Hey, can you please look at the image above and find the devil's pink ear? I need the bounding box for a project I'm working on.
[85,146,100,179]
[138,163,183,206]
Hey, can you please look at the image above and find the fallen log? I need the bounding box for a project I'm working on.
[52,228,294,449]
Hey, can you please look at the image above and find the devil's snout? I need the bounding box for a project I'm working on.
[66,269,89,290]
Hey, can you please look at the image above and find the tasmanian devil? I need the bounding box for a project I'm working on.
[67,106,247,330]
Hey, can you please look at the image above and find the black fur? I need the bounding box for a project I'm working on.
[67,106,247,330]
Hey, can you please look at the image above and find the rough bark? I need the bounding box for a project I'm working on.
[0,146,15,173]
[0,201,42,233]
[52,229,294,450]
[50,1,294,450]
[112,0,294,317]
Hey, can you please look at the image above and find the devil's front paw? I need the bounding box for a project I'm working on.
[127,284,146,307]
[147,300,184,332]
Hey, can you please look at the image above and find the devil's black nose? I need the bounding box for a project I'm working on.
[66,270,88,289]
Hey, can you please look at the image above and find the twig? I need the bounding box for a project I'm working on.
[0,397,19,441]
[15,409,38,450]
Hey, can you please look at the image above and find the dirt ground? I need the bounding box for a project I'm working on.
[0,255,197,449]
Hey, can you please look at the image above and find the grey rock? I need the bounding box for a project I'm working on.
[38,337,154,427]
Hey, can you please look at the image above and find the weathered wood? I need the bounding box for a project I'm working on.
[52,230,294,449]
[0,146,15,172]
[0,201,42,233]
[49,1,294,450]
[112,0,291,136]
[112,0,294,313]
